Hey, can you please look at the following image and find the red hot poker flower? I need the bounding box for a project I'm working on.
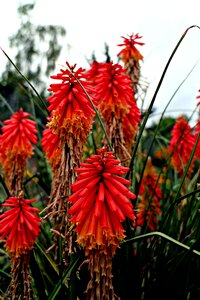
[68,148,136,298]
[85,60,104,86]
[169,116,197,175]
[194,98,200,160]
[117,33,145,97]
[0,108,37,158]
[117,33,144,64]
[47,62,96,144]
[0,108,38,194]
[94,62,136,121]
[0,197,41,257]
[68,148,136,251]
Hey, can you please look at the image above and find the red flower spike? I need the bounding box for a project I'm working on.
[86,60,104,86]
[194,97,200,159]
[47,61,96,144]
[117,33,144,64]
[0,197,41,257]
[68,148,136,249]
[0,108,37,158]
[169,116,197,175]
[94,62,136,121]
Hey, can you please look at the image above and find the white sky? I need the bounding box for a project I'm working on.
[1,0,200,125]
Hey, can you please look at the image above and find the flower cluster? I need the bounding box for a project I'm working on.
[68,148,136,252]
[94,62,136,121]
[86,60,103,86]
[47,62,95,147]
[0,108,38,192]
[0,197,41,257]
[169,116,198,175]
[117,33,144,64]
[0,108,37,161]
[87,61,141,156]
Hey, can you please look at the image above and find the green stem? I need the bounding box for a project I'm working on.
[0,94,14,114]
[0,175,10,198]
[0,47,49,116]
[175,188,200,204]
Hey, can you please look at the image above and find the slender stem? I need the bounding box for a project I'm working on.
[175,188,200,204]
[0,47,49,116]
[0,94,14,114]
[0,175,11,198]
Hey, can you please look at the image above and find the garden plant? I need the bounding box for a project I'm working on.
[0,22,200,300]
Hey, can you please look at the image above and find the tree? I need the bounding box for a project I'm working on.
[0,2,66,121]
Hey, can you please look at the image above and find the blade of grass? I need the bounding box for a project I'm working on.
[175,187,200,204]
[18,82,48,119]
[48,253,82,300]
[0,270,11,278]
[0,47,49,116]
[35,241,59,275]
[0,175,11,198]
[0,93,14,115]
[123,231,200,256]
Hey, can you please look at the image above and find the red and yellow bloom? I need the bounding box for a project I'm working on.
[94,62,135,121]
[47,62,95,146]
[0,197,41,257]
[117,33,144,64]
[0,108,37,160]
[68,148,136,298]
[169,116,197,175]
[68,148,136,251]
[0,108,38,193]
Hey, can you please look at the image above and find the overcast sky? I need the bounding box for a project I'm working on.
[1,0,200,125]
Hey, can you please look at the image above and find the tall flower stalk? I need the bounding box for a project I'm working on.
[68,148,136,299]
[117,33,148,100]
[42,62,96,264]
